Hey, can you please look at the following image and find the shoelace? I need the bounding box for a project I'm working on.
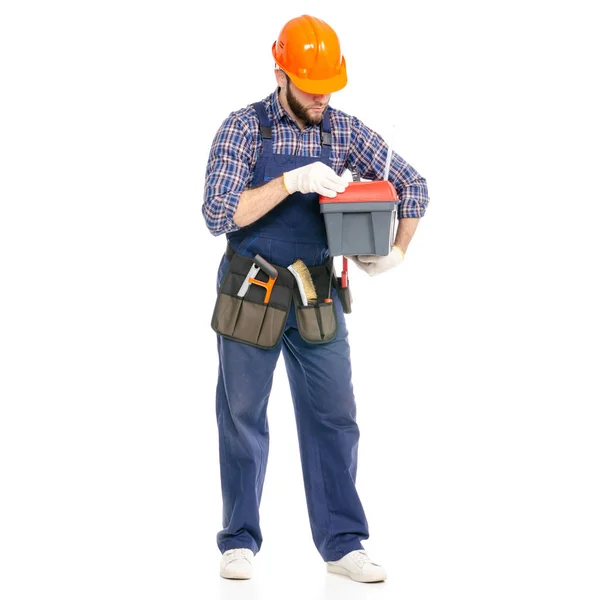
[226,548,252,561]
[352,550,370,566]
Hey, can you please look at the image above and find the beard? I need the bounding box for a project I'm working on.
[286,85,327,126]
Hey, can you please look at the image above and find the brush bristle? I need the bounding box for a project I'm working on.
[290,259,317,304]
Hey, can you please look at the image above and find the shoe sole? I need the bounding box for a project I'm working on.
[327,564,386,583]
[220,571,252,580]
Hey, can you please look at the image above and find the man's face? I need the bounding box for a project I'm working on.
[284,79,331,126]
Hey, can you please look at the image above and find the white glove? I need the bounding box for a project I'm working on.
[348,246,404,277]
[283,162,348,198]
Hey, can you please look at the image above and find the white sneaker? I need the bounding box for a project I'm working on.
[326,550,387,583]
[219,548,254,580]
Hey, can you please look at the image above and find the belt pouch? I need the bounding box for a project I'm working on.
[211,253,295,349]
[336,277,353,314]
[294,261,338,344]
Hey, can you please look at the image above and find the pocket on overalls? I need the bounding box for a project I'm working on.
[293,261,339,344]
[211,253,294,349]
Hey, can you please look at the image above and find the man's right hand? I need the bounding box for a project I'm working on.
[283,162,348,198]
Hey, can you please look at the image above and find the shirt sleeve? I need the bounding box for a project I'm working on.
[202,113,256,236]
[346,116,429,219]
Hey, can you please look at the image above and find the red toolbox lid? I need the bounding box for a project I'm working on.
[319,180,398,203]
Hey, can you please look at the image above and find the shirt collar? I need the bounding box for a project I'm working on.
[269,90,288,125]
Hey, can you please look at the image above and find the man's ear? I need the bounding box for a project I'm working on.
[274,68,286,88]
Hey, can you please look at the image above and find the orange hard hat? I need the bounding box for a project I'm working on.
[272,15,347,95]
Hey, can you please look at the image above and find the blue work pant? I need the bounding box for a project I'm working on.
[215,257,370,561]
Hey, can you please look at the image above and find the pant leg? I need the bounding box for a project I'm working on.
[216,333,282,554]
[281,292,369,561]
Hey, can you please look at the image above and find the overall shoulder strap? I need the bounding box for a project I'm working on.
[320,108,332,161]
[251,101,273,154]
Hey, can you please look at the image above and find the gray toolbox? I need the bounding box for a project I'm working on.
[319,180,399,256]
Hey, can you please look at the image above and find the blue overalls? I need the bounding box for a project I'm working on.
[215,101,369,562]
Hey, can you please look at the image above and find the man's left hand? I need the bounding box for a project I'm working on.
[348,245,404,277]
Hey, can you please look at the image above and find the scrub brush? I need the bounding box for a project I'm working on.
[287,259,317,306]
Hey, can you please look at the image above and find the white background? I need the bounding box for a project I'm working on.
[1,1,599,599]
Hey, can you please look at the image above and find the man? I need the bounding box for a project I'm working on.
[202,14,429,583]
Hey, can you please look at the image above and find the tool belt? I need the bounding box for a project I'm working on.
[211,246,342,349]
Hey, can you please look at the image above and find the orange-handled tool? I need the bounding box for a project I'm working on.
[237,254,278,304]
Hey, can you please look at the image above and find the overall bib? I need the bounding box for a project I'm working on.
[215,101,369,561]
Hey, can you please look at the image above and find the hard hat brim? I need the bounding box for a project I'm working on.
[289,65,347,94]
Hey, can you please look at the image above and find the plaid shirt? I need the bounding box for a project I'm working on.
[203,90,429,236]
